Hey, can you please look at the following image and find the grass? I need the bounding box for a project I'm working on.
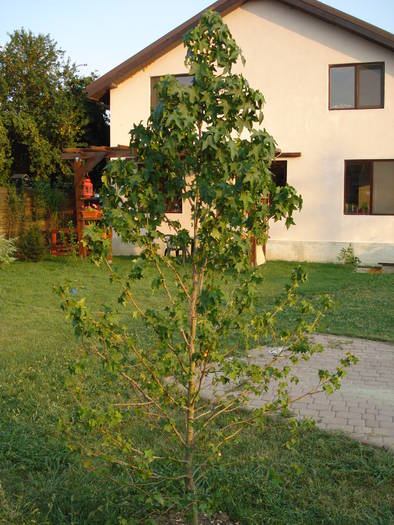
[0,257,393,524]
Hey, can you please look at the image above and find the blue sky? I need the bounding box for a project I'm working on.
[0,0,393,77]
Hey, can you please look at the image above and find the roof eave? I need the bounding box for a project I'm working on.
[281,0,394,50]
[86,0,394,102]
[86,0,246,101]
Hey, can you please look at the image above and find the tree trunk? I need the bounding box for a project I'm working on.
[185,253,200,524]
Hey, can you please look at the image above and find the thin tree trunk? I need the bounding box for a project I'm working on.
[184,172,202,524]
[185,258,199,525]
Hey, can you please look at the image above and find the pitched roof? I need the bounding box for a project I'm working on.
[87,0,394,102]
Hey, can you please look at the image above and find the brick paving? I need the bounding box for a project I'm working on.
[200,334,394,450]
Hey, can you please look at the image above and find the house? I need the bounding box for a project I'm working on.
[87,0,394,264]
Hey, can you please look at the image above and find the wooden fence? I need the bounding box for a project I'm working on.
[0,186,74,238]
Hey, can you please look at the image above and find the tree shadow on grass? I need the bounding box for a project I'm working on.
[0,402,393,525]
[0,409,139,525]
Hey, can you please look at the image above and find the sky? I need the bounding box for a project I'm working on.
[0,0,393,77]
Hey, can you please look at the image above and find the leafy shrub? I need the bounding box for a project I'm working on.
[18,224,47,261]
[337,244,360,267]
[0,235,16,265]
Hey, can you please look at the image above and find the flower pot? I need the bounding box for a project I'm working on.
[81,210,102,220]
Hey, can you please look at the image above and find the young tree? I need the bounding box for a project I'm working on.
[60,11,357,523]
[0,29,108,181]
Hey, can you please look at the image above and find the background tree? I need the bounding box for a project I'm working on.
[0,117,11,184]
[60,11,357,524]
[0,29,108,182]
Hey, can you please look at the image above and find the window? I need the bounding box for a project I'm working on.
[157,179,183,214]
[329,63,384,110]
[270,161,287,187]
[344,160,394,215]
[150,74,193,110]
[165,195,183,214]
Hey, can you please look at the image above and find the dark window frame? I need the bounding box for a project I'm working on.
[344,159,394,216]
[270,160,287,187]
[329,62,385,110]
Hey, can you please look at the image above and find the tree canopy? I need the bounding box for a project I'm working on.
[0,29,108,182]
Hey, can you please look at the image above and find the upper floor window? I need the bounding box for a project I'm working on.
[151,74,193,110]
[344,160,394,215]
[329,63,384,110]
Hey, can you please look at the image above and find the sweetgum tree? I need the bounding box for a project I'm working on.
[60,11,357,523]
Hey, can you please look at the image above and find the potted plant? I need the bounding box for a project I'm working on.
[359,202,369,215]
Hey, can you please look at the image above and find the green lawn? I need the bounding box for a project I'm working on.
[0,258,393,524]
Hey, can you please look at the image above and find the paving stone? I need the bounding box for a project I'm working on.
[335,410,351,418]
[362,412,376,420]
[382,438,394,449]
[201,333,394,450]
[353,426,372,434]
[364,419,379,428]
[347,420,365,428]
[377,418,394,427]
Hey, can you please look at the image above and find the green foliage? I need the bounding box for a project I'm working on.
[6,185,25,236]
[0,234,16,264]
[103,15,302,267]
[32,179,70,225]
[18,224,47,261]
[0,259,393,523]
[337,244,360,267]
[56,220,79,258]
[58,12,356,522]
[0,117,12,184]
[69,74,110,147]
[0,29,108,180]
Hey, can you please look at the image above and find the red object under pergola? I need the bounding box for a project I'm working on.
[61,145,133,256]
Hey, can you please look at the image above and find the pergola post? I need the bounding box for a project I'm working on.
[61,146,133,257]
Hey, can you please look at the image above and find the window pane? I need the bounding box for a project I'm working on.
[372,161,394,214]
[151,75,193,110]
[270,161,287,187]
[150,76,160,110]
[166,197,182,213]
[358,65,383,108]
[176,75,193,87]
[345,161,371,214]
[330,67,355,109]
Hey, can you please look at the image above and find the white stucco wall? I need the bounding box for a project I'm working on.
[110,0,394,263]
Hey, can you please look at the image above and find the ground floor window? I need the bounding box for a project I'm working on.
[166,195,182,213]
[344,160,394,215]
[271,160,287,187]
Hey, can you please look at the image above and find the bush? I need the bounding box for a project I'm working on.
[18,225,47,261]
[0,235,16,265]
[337,244,360,267]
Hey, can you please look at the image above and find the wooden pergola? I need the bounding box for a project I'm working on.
[61,145,133,256]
